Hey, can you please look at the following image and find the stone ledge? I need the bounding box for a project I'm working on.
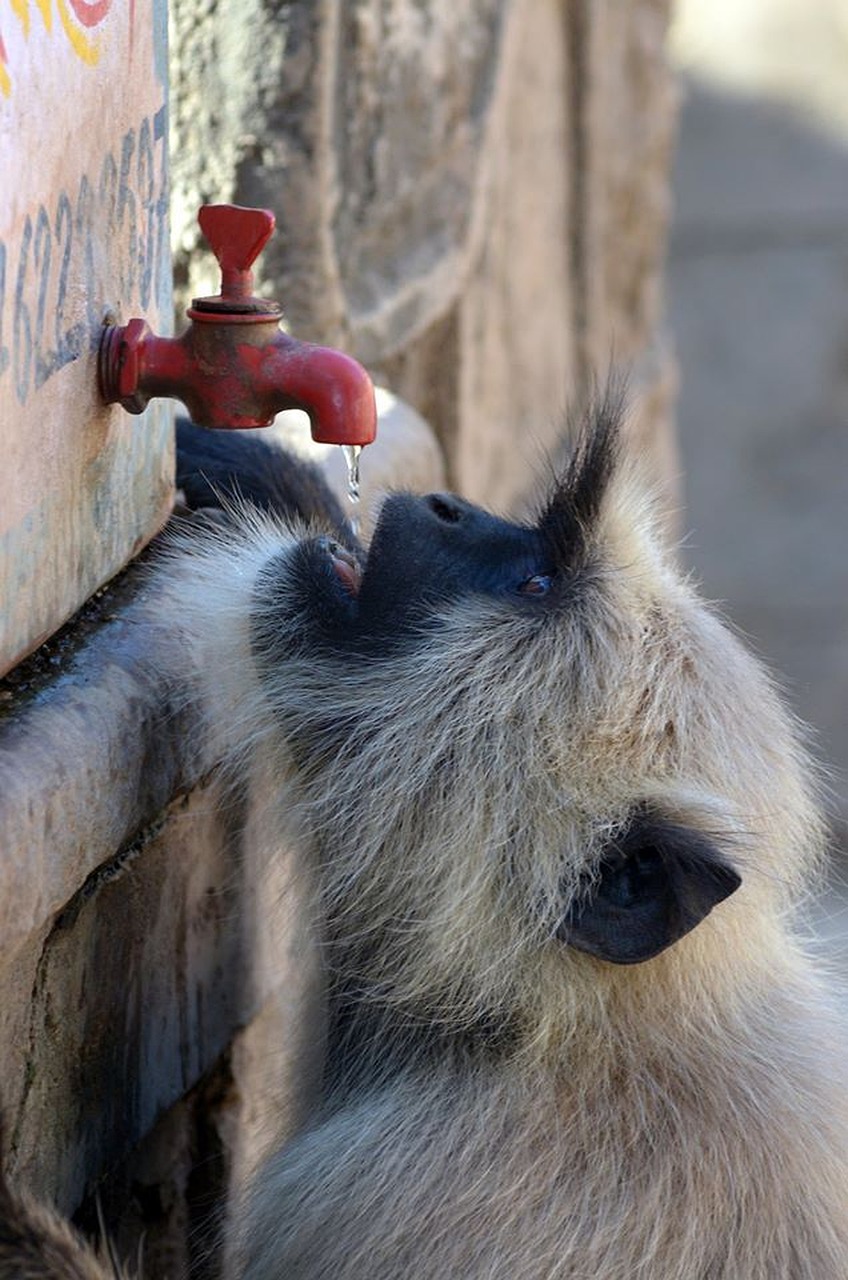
[0,570,201,968]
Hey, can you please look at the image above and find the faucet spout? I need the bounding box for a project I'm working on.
[232,330,378,445]
[98,205,377,447]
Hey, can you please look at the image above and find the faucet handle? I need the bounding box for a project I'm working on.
[197,205,276,306]
[101,199,377,442]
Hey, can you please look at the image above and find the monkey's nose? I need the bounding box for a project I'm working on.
[424,493,475,525]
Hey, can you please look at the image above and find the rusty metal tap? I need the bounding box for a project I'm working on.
[98,204,377,446]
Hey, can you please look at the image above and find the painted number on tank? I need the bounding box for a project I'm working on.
[0,103,168,406]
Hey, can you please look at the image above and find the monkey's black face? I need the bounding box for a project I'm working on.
[257,491,563,659]
[253,391,620,666]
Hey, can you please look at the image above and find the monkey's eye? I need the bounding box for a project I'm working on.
[517,573,553,596]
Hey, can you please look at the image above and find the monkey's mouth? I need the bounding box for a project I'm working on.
[326,540,364,598]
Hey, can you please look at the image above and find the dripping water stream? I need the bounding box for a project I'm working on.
[342,444,362,539]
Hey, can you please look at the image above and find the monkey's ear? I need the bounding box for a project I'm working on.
[556,813,741,965]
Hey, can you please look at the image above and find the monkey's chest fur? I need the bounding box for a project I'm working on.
[235,1041,847,1280]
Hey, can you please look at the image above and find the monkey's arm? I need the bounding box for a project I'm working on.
[175,418,353,541]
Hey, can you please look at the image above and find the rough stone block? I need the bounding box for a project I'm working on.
[1,774,321,1219]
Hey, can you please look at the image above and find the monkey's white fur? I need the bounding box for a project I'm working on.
[157,445,848,1279]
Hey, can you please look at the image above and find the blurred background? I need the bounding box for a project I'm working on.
[667,0,848,947]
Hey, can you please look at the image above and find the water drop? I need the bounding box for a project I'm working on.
[342,444,361,505]
[341,444,362,538]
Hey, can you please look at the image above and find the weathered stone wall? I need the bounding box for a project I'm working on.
[171,0,678,508]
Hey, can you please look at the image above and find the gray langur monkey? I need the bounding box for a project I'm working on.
[172,401,848,1278]
[2,399,847,1277]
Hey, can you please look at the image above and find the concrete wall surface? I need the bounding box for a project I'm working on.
[0,0,173,677]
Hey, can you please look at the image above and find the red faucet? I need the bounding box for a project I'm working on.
[98,205,377,446]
